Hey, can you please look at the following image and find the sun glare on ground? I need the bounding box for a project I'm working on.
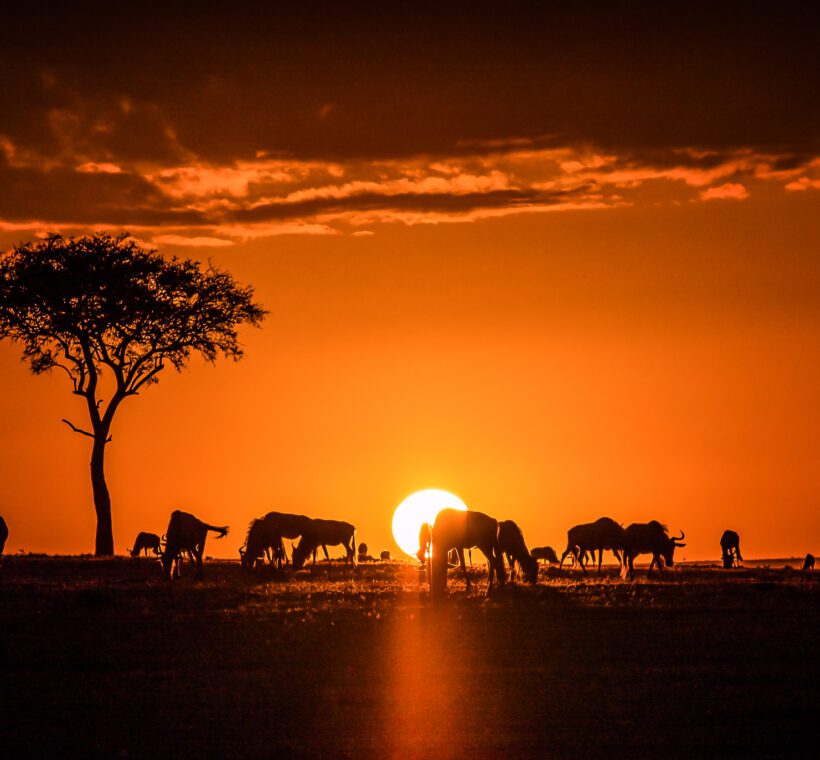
[392,489,468,558]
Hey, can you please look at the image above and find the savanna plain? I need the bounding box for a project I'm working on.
[1,557,817,758]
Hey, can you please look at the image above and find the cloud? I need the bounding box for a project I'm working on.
[785,177,820,191]
[76,162,123,174]
[699,183,750,201]
[152,234,234,248]
[1,130,816,245]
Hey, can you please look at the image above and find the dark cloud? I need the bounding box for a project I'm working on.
[2,2,818,165]
[1,2,818,241]
[0,160,204,226]
[230,188,578,224]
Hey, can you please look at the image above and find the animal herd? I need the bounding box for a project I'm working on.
[0,509,816,595]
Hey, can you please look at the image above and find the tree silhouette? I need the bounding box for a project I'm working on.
[0,233,266,555]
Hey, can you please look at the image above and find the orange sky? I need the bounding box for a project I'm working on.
[1,4,819,559]
[2,185,819,560]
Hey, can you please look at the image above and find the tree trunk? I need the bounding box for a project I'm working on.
[91,435,114,556]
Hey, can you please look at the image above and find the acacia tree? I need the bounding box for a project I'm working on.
[0,233,266,555]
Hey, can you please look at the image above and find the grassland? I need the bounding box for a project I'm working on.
[1,556,817,758]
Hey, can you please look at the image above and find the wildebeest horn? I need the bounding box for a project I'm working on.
[674,530,685,541]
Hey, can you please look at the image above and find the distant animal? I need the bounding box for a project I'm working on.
[292,518,357,569]
[430,508,505,597]
[160,510,229,579]
[357,542,372,562]
[128,532,163,557]
[0,515,7,559]
[380,550,391,561]
[559,517,626,574]
[240,511,314,571]
[531,546,560,565]
[498,520,538,583]
[803,553,815,571]
[720,529,743,568]
[358,542,368,556]
[416,522,432,562]
[622,521,685,579]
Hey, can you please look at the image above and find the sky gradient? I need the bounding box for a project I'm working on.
[1,3,818,559]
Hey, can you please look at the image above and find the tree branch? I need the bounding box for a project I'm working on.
[61,418,113,443]
[62,418,96,439]
[127,359,165,395]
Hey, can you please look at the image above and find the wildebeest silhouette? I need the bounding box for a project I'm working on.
[531,546,560,565]
[0,514,7,559]
[498,520,538,583]
[241,511,313,571]
[160,510,228,579]
[0,514,7,578]
[803,553,815,571]
[622,521,685,579]
[416,522,432,562]
[430,508,505,597]
[380,550,391,561]
[720,529,743,568]
[292,518,357,569]
[559,517,626,574]
[128,532,162,557]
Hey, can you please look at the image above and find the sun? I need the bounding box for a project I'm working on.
[392,488,468,558]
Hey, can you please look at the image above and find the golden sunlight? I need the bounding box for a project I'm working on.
[391,488,468,558]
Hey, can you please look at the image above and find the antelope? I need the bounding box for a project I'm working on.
[128,532,162,557]
[292,518,357,569]
[622,521,685,579]
[531,546,560,565]
[160,510,228,579]
[720,530,743,568]
[498,520,538,583]
[240,511,313,571]
[559,517,626,574]
[429,508,505,597]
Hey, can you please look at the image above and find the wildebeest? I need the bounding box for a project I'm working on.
[240,511,314,571]
[160,510,229,579]
[622,521,685,579]
[531,546,560,565]
[559,517,626,574]
[380,550,391,561]
[720,529,743,568]
[498,520,538,583]
[128,531,163,557]
[430,508,505,597]
[0,514,7,559]
[417,522,432,562]
[292,518,357,569]
[804,553,815,571]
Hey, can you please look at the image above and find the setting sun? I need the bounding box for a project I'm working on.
[391,489,468,558]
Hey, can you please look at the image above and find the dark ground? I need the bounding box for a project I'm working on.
[0,557,817,758]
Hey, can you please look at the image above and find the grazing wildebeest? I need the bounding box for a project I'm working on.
[240,511,314,571]
[416,522,432,562]
[0,514,7,558]
[803,553,815,571]
[430,508,505,597]
[531,546,560,565]
[559,517,626,574]
[720,529,743,568]
[292,518,357,569]
[498,520,538,583]
[622,521,685,579]
[129,531,163,557]
[160,510,228,579]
